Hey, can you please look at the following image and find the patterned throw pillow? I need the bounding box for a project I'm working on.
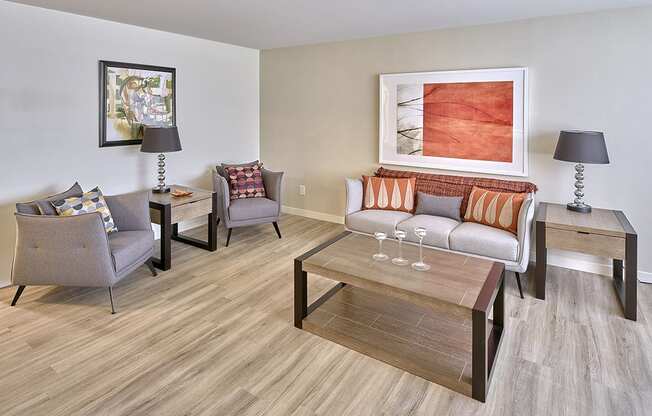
[225,163,266,200]
[362,176,416,213]
[51,187,118,233]
[464,186,527,235]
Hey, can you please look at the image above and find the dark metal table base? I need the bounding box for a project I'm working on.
[149,193,218,271]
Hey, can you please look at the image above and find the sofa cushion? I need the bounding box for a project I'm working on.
[229,197,278,221]
[397,215,460,249]
[464,186,527,235]
[108,230,154,274]
[449,222,518,262]
[16,182,83,215]
[362,176,416,213]
[346,209,412,236]
[415,192,463,221]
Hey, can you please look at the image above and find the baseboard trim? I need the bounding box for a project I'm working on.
[281,205,344,224]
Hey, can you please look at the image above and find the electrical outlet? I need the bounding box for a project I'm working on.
[299,185,306,196]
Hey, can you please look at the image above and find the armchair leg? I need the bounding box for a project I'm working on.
[273,222,282,239]
[146,259,158,277]
[515,272,524,299]
[108,287,116,314]
[10,285,25,306]
[226,228,232,247]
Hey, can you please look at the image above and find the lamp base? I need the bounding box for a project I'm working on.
[152,186,170,194]
[567,202,592,213]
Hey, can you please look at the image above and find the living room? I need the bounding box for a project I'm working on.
[1,0,651,414]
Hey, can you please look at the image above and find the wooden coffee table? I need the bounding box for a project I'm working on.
[294,231,505,402]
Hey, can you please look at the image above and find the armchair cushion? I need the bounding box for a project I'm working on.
[16,182,83,215]
[108,231,155,275]
[224,163,266,200]
[228,197,279,221]
[52,187,117,233]
[216,160,260,181]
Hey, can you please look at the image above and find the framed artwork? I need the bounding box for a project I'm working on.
[379,67,528,176]
[99,60,176,147]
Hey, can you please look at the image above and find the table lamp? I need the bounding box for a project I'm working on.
[553,130,609,213]
[141,126,182,193]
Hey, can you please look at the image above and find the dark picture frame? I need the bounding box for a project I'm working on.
[99,60,176,147]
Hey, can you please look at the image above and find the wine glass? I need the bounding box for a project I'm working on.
[372,232,389,261]
[411,227,431,271]
[392,230,409,266]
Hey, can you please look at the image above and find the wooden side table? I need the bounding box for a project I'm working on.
[149,185,218,271]
[535,202,637,320]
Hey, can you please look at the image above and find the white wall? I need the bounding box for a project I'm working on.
[261,6,652,277]
[0,1,260,287]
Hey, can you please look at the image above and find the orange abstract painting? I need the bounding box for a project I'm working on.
[422,81,513,162]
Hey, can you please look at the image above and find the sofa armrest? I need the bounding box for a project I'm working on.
[515,193,535,271]
[213,171,231,222]
[105,191,151,231]
[262,168,284,204]
[12,213,116,287]
[345,178,363,215]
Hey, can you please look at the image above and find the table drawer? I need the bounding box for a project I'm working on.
[546,227,625,259]
[171,198,213,224]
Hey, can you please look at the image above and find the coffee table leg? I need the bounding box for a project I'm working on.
[535,219,546,300]
[294,259,307,329]
[472,269,505,402]
[150,204,172,271]
[624,234,637,321]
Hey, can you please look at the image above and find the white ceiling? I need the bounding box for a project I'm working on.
[9,0,652,49]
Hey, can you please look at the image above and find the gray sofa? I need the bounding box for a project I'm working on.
[213,165,284,246]
[345,178,535,298]
[12,189,156,313]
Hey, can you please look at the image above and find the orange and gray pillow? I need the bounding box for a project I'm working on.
[225,163,266,200]
[51,187,117,233]
[464,186,526,234]
[362,175,416,213]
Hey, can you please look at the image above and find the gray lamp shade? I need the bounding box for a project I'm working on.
[553,130,609,164]
[140,126,182,153]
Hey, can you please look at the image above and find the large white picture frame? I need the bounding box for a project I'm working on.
[379,67,528,177]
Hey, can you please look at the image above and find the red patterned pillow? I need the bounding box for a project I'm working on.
[225,163,266,200]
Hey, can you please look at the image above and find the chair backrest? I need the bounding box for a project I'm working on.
[15,182,83,215]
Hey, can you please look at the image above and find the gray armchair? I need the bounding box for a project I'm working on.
[11,190,156,313]
[213,166,284,246]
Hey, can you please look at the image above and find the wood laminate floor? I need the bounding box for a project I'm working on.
[1,214,651,415]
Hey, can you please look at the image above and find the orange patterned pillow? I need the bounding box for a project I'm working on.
[362,176,416,213]
[464,186,527,234]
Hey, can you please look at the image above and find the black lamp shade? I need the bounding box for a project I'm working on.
[553,130,609,164]
[141,126,182,153]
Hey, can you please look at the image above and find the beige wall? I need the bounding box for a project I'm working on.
[0,1,259,287]
[261,6,652,274]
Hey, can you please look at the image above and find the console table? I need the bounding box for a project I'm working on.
[149,185,218,270]
[535,202,637,320]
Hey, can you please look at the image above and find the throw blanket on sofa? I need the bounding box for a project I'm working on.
[374,167,538,217]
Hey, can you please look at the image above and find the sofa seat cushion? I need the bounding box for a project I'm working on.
[108,230,154,273]
[229,197,279,221]
[346,209,412,236]
[396,215,460,249]
[449,222,518,262]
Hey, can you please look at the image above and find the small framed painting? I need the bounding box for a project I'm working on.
[379,67,528,176]
[99,60,176,147]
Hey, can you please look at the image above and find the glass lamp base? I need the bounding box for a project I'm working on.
[392,257,409,266]
[411,261,431,271]
[567,202,591,213]
[372,253,389,261]
[153,186,170,193]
